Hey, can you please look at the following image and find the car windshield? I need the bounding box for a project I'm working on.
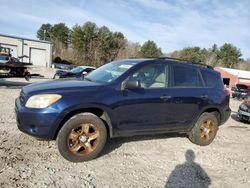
[70,67,84,73]
[85,60,140,83]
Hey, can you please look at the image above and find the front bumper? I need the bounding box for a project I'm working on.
[238,110,250,122]
[238,110,250,117]
[15,97,63,140]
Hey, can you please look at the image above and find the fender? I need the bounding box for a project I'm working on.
[51,103,115,139]
[187,105,222,132]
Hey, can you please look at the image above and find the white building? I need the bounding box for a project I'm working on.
[0,34,52,67]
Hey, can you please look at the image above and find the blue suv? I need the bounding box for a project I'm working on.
[15,58,231,162]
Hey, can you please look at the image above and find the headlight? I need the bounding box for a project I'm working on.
[240,104,248,111]
[25,94,62,108]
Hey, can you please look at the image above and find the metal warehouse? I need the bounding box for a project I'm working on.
[215,67,250,87]
[0,34,52,67]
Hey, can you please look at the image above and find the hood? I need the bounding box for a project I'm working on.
[22,79,102,95]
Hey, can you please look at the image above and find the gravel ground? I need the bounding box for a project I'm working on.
[0,77,250,188]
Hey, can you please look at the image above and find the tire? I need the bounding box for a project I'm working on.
[188,112,218,146]
[56,113,107,162]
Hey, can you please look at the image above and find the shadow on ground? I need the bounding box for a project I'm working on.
[101,133,186,157]
[165,149,211,188]
[0,79,30,88]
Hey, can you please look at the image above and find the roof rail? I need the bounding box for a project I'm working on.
[157,57,214,69]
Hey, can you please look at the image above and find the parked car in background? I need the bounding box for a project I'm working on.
[53,66,96,79]
[231,84,249,100]
[51,62,75,70]
[238,99,250,123]
[15,58,231,162]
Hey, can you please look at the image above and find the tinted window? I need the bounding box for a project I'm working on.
[131,63,167,89]
[201,69,223,88]
[172,65,202,87]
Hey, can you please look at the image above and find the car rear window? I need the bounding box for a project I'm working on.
[200,69,223,88]
[171,65,203,87]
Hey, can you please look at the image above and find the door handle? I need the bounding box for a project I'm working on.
[200,95,208,99]
[160,95,172,100]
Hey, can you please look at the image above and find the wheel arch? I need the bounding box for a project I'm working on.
[53,107,113,140]
[200,107,221,124]
[188,106,222,132]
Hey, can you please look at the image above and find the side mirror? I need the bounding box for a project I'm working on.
[82,71,88,75]
[124,79,141,90]
[81,71,88,78]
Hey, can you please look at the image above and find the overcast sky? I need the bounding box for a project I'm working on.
[0,0,249,59]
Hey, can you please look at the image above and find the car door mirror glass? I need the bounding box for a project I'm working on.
[124,79,141,90]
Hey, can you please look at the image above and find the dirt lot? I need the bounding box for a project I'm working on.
[0,78,250,188]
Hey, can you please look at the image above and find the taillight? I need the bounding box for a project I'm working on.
[223,89,230,96]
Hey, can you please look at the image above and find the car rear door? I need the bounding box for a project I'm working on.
[164,64,207,131]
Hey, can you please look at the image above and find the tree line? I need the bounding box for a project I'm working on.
[170,44,245,69]
[37,22,248,69]
[37,22,162,67]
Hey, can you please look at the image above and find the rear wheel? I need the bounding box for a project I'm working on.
[56,113,107,162]
[188,112,218,146]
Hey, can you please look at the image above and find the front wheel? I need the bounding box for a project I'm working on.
[56,113,107,162]
[188,112,218,146]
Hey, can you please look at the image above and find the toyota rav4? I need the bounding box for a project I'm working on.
[15,58,231,162]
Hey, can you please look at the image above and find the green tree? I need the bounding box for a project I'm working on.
[110,32,126,60]
[51,23,70,58]
[97,26,113,64]
[36,23,52,41]
[171,47,207,64]
[71,22,98,65]
[218,43,242,68]
[37,23,70,58]
[51,23,70,45]
[71,22,126,66]
[140,40,162,58]
[206,44,219,66]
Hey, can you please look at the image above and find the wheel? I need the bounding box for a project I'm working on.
[188,112,218,146]
[56,113,107,162]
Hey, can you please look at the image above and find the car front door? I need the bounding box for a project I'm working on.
[114,63,169,134]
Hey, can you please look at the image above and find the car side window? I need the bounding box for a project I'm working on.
[130,63,167,89]
[171,65,203,88]
[200,69,220,88]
